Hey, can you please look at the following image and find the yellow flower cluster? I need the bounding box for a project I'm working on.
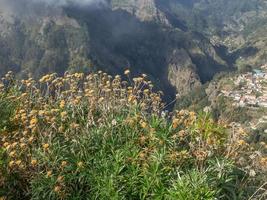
[0,70,164,183]
[172,110,196,129]
[0,70,266,197]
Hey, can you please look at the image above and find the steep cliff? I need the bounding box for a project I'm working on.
[111,0,168,23]
[0,0,235,99]
[167,49,201,95]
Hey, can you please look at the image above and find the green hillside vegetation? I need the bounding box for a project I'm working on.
[0,71,266,199]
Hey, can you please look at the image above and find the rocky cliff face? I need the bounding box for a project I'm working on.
[0,6,92,77]
[111,0,169,24]
[167,49,201,95]
[0,0,237,100]
[186,0,267,68]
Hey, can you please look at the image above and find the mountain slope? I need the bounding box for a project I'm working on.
[2,0,262,99]
[160,0,267,68]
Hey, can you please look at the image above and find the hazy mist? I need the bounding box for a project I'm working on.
[0,0,108,18]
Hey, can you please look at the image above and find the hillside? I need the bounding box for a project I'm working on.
[0,71,266,199]
[1,0,267,101]
[175,67,267,145]
[1,1,267,199]
[0,0,236,100]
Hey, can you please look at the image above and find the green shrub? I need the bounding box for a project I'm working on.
[0,71,266,199]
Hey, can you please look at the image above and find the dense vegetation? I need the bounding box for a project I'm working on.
[0,71,266,199]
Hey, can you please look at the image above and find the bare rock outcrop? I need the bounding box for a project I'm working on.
[112,0,169,24]
[167,49,201,95]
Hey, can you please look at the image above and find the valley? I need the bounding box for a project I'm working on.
[0,1,267,199]
[0,0,267,119]
[0,0,243,100]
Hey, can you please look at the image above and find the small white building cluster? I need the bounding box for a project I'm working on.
[220,65,267,108]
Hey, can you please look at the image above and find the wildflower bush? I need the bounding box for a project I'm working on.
[0,71,266,200]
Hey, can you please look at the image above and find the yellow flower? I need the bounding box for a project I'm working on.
[39,76,46,83]
[139,152,146,160]
[139,135,146,145]
[43,143,49,150]
[30,110,38,116]
[15,160,22,166]
[128,95,136,103]
[237,140,247,146]
[70,123,80,129]
[140,121,148,129]
[59,126,65,132]
[3,142,9,147]
[178,150,189,159]
[178,110,187,116]
[5,145,11,151]
[54,185,61,193]
[142,74,147,78]
[61,161,67,167]
[30,117,38,125]
[1,137,6,143]
[73,98,80,105]
[178,130,186,137]
[168,151,178,161]
[9,151,16,158]
[98,97,104,103]
[8,161,15,168]
[31,159,37,166]
[28,136,34,143]
[171,134,178,140]
[47,170,52,177]
[60,111,68,119]
[260,142,266,146]
[57,176,64,182]
[126,118,135,127]
[20,93,28,99]
[124,69,130,75]
[59,100,65,109]
[207,138,215,145]
[77,161,84,168]
[172,118,180,129]
[260,157,267,166]
[11,142,18,147]
[149,128,155,134]
[51,109,60,114]
[20,143,26,149]
[159,140,164,145]
[194,150,208,161]
[23,130,28,136]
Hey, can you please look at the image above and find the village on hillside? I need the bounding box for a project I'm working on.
[220,64,267,108]
[218,64,267,130]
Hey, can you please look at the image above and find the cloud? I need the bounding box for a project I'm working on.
[0,0,108,17]
[0,0,108,12]
[30,0,107,6]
